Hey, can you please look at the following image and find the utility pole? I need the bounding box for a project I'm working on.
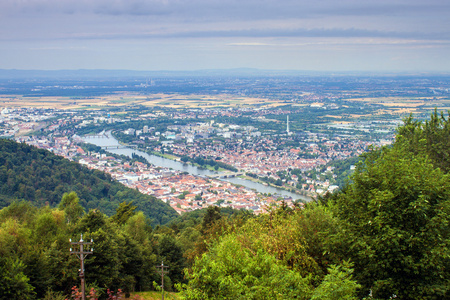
[70,234,93,300]
[156,261,169,300]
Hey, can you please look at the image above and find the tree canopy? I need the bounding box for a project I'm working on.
[332,110,450,299]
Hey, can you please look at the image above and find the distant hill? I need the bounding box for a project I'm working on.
[0,68,386,80]
[0,138,178,226]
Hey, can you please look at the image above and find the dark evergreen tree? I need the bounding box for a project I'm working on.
[201,205,222,233]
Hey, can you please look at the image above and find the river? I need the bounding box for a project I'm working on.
[83,133,310,201]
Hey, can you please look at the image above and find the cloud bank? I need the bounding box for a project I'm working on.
[0,0,449,71]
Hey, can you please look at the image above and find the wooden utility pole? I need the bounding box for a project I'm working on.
[70,234,93,300]
[156,261,169,300]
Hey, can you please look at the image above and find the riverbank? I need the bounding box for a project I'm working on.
[148,150,230,172]
[239,174,314,201]
[149,151,179,161]
[85,132,310,201]
[149,149,312,200]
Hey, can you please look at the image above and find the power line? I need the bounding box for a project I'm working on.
[156,261,169,300]
[70,234,94,300]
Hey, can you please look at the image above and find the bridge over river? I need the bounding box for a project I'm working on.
[86,132,108,139]
[85,132,138,150]
[100,145,137,150]
[208,172,244,179]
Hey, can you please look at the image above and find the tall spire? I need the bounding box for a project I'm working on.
[287,115,290,134]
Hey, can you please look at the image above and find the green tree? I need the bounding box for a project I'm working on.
[294,203,343,284]
[123,211,152,244]
[310,262,360,300]
[397,110,450,172]
[0,257,35,300]
[0,197,163,298]
[0,200,37,225]
[180,234,312,300]
[158,234,186,288]
[333,146,450,299]
[179,205,357,299]
[122,211,157,291]
[59,192,85,224]
[110,201,137,225]
[0,212,40,298]
[84,227,122,291]
[73,210,122,292]
[201,205,222,233]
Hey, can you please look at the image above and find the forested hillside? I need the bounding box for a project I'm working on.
[0,139,178,225]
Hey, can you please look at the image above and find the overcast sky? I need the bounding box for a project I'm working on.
[1,0,449,72]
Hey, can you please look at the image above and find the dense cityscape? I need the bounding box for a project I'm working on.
[3,74,448,215]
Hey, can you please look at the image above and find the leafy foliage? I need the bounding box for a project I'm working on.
[179,204,358,299]
[59,191,84,224]
[310,262,360,300]
[180,234,312,300]
[0,194,185,299]
[0,256,36,300]
[396,109,450,172]
[333,114,450,299]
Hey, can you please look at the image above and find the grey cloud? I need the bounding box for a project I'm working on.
[317,1,450,17]
[1,0,449,44]
[2,0,449,20]
[90,0,174,16]
[65,27,450,41]
[1,0,175,16]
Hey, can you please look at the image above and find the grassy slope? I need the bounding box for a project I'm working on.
[131,291,180,300]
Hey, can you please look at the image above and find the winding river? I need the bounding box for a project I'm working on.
[83,133,310,201]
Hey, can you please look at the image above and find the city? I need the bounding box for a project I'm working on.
[4,74,448,215]
[2,84,449,298]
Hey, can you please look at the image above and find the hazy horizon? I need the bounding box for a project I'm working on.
[2,68,449,78]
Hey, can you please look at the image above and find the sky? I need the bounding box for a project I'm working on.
[1,0,449,72]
